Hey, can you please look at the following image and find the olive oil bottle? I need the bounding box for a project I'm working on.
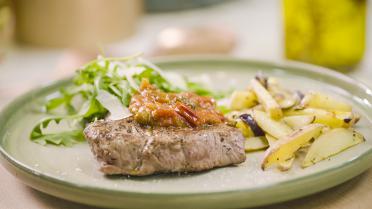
[283,0,366,70]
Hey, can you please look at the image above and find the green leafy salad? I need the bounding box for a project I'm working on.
[30,55,227,146]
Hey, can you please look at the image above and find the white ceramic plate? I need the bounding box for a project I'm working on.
[1,58,372,209]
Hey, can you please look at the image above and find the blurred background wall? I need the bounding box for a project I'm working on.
[13,0,142,48]
[0,0,371,107]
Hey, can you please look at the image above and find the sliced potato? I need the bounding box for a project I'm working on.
[300,92,352,112]
[236,119,254,138]
[285,107,325,116]
[240,114,265,136]
[275,94,297,109]
[278,157,295,171]
[282,115,315,129]
[227,75,364,172]
[244,137,269,152]
[254,73,268,87]
[334,111,353,120]
[335,111,360,127]
[230,90,257,110]
[252,110,292,139]
[302,128,365,167]
[261,123,324,170]
[265,134,295,171]
[265,134,277,147]
[268,85,297,109]
[225,109,254,122]
[284,108,351,128]
[251,79,283,119]
[252,104,264,111]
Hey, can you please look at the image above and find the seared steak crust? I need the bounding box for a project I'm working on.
[84,117,246,176]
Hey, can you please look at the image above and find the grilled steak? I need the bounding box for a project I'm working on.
[84,117,246,176]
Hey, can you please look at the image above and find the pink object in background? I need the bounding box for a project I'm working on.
[55,50,98,79]
[152,25,236,56]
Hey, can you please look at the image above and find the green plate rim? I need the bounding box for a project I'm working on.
[0,57,372,206]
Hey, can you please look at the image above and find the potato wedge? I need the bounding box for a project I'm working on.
[230,90,257,110]
[225,109,254,122]
[278,157,295,171]
[244,137,269,152]
[252,104,265,111]
[265,134,277,147]
[240,114,265,136]
[236,119,254,138]
[300,92,352,112]
[276,95,297,109]
[261,123,324,170]
[284,108,351,128]
[268,84,297,109]
[282,115,315,129]
[265,134,295,171]
[252,110,292,139]
[302,128,365,167]
[334,111,360,127]
[251,79,283,119]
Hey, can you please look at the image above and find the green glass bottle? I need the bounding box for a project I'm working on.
[283,0,366,70]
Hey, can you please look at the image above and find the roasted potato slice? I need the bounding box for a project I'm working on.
[284,108,355,128]
[265,134,277,146]
[252,110,292,139]
[300,91,352,112]
[261,123,324,170]
[267,82,297,109]
[252,104,265,111]
[236,119,254,138]
[251,79,283,119]
[225,109,254,122]
[244,137,269,152]
[335,111,360,127]
[230,90,257,110]
[265,134,294,170]
[226,75,365,172]
[282,115,316,129]
[275,94,297,109]
[302,128,365,167]
[278,157,295,171]
[240,114,265,136]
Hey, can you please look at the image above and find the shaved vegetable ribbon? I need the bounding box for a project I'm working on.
[30,54,226,146]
